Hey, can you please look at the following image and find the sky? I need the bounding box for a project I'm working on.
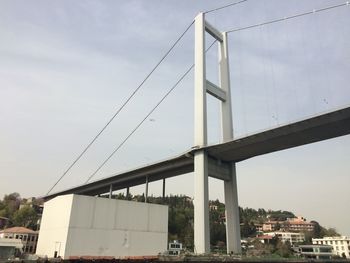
[0,0,349,236]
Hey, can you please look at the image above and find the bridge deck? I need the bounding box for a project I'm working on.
[45,106,350,200]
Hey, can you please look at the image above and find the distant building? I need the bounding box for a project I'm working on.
[297,244,333,260]
[312,236,350,258]
[284,216,315,232]
[168,240,183,255]
[255,223,263,233]
[265,231,305,245]
[257,234,274,244]
[0,227,38,254]
[209,204,218,211]
[262,216,314,233]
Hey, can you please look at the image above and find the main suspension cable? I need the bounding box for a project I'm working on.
[204,0,248,14]
[227,2,349,33]
[85,40,218,184]
[46,20,195,195]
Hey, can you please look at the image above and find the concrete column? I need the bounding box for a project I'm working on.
[219,32,241,254]
[162,179,166,199]
[126,187,130,200]
[194,12,210,254]
[194,150,210,253]
[224,164,241,254]
[109,184,113,199]
[145,176,149,203]
[194,12,207,147]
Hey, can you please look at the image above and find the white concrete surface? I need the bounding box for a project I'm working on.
[36,194,168,259]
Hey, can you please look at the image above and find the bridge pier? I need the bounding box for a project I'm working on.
[145,176,149,203]
[224,163,241,254]
[109,184,113,199]
[194,150,210,253]
[162,178,166,199]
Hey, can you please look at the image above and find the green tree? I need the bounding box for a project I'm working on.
[275,240,292,258]
[12,206,38,229]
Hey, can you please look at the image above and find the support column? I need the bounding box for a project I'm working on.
[162,179,166,199]
[126,187,130,200]
[219,32,241,254]
[194,12,210,254]
[109,184,113,199]
[145,176,149,203]
[194,150,209,253]
[224,164,241,254]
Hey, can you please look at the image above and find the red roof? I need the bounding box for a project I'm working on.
[258,235,274,239]
[0,227,37,234]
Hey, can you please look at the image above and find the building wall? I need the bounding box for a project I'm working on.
[36,194,168,259]
[265,231,305,245]
[36,195,73,257]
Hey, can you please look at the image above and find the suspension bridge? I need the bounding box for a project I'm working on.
[42,1,350,255]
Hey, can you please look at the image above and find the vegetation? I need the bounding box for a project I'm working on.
[0,193,42,230]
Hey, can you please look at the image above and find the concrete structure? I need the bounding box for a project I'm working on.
[0,227,38,254]
[297,245,333,260]
[313,236,350,258]
[36,194,168,259]
[265,231,305,245]
[193,12,240,254]
[45,106,350,201]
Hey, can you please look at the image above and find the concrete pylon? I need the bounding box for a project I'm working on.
[219,32,242,254]
[193,12,241,254]
[194,12,210,254]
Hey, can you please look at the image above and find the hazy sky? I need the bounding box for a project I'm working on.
[0,1,349,235]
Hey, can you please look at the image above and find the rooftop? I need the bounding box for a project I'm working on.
[0,226,37,234]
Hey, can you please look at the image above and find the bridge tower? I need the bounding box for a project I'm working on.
[193,12,241,254]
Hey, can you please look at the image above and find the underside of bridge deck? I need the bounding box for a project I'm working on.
[44,106,350,200]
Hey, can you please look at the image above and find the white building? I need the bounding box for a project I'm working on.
[0,239,23,260]
[0,227,38,254]
[297,245,333,260]
[36,194,168,259]
[168,240,183,255]
[312,236,350,258]
[265,231,305,245]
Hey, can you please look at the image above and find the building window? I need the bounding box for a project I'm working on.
[23,235,27,241]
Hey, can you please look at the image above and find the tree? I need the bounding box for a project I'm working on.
[2,193,21,216]
[324,227,340,237]
[12,206,38,229]
[275,240,293,258]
